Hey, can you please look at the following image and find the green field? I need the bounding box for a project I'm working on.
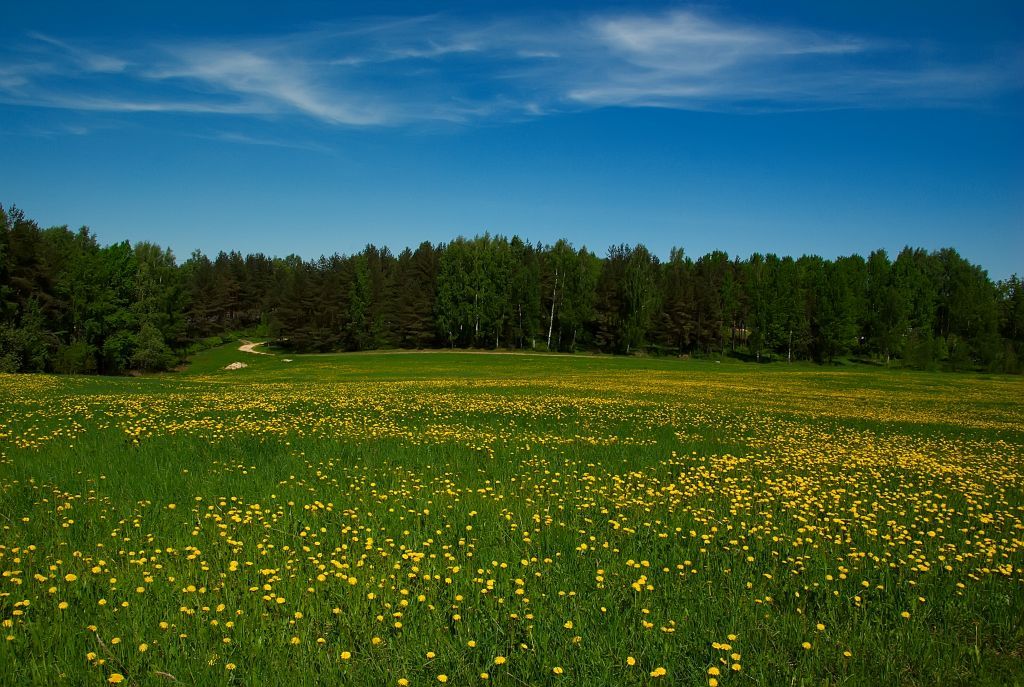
[1,346,1022,686]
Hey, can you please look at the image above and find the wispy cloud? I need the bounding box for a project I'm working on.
[1,9,1019,128]
[149,45,392,125]
[202,130,334,154]
[26,32,128,73]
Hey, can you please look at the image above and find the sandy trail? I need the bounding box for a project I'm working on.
[238,341,270,355]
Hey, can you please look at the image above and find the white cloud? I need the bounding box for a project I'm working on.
[150,45,392,125]
[27,32,128,73]
[0,10,1018,127]
[558,11,1008,110]
[202,130,334,153]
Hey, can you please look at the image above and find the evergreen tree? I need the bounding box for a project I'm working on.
[1,204,1018,373]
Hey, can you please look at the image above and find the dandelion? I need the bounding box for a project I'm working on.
[494,656,506,665]
[553,666,564,675]
[108,675,124,684]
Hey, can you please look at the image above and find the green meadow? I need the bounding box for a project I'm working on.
[1,346,1022,686]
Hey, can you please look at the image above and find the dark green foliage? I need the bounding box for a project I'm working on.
[53,340,98,374]
[1,203,1020,373]
[131,321,177,372]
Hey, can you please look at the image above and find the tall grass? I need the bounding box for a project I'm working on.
[0,349,1022,685]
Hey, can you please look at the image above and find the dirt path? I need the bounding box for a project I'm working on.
[238,340,271,355]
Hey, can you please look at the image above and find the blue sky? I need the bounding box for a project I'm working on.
[2,1,1022,278]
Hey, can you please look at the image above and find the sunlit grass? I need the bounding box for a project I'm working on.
[1,349,1022,685]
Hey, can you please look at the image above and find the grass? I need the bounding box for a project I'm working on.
[0,345,1022,686]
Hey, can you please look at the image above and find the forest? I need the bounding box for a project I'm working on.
[2,203,1021,374]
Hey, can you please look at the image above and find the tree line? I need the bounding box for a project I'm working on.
[2,204,1021,374]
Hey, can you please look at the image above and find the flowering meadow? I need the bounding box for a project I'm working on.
[1,347,1022,685]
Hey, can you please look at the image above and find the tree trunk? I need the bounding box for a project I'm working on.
[518,303,523,349]
[547,270,558,351]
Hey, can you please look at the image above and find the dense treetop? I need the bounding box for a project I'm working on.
[2,204,1021,374]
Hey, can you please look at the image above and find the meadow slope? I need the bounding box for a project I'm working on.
[1,348,1022,686]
